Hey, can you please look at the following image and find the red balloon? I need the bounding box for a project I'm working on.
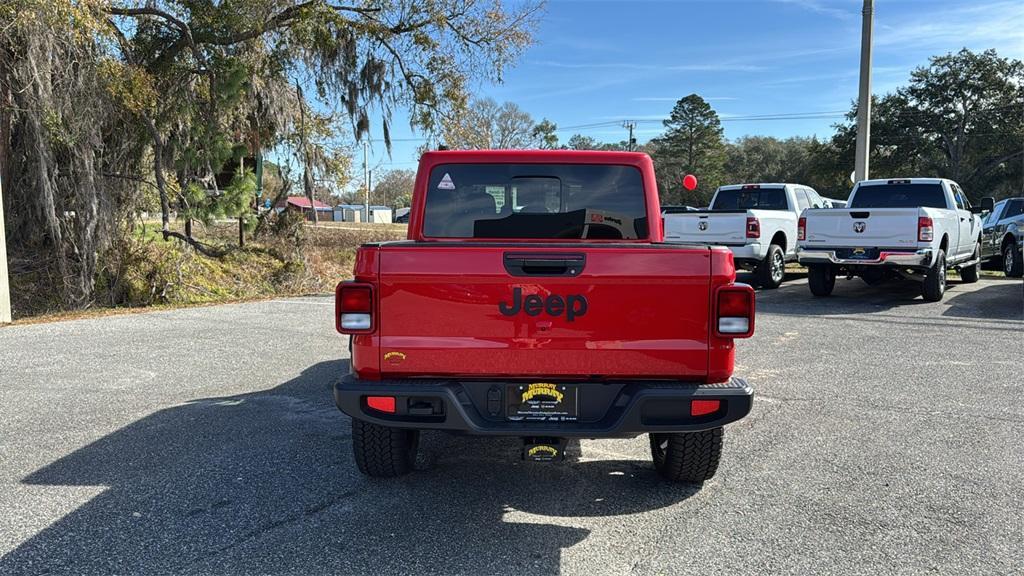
[683,174,698,191]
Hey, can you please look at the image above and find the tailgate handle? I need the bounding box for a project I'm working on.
[850,212,870,218]
[504,253,586,277]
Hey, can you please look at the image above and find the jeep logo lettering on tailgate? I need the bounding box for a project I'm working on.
[499,287,588,321]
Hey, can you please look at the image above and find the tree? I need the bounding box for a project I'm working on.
[566,134,600,150]
[532,119,559,149]
[650,95,727,205]
[371,169,417,209]
[1,0,541,307]
[905,49,1023,198]
[828,49,1024,200]
[564,134,632,151]
[440,97,555,149]
[724,136,820,185]
[725,136,785,184]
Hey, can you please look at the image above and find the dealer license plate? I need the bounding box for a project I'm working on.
[506,383,578,422]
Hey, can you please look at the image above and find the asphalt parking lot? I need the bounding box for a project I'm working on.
[1,275,1021,575]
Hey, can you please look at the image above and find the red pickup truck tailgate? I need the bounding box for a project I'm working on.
[374,243,711,379]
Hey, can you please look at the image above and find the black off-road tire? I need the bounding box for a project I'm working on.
[807,264,836,297]
[756,244,786,289]
[1004,241,1023,278]
[352,419,419,477]
[650,428,723,483]
[922,249,947,302]
[960,243,981,284]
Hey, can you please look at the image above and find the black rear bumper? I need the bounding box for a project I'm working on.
[334,375,753,438]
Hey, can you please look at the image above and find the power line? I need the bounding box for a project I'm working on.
[354,103,1024,158]
[622,121,637,151]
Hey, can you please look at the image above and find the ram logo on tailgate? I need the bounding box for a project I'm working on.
[498,287,588,321]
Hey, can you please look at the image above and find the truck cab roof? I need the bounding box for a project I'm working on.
[715,183,796,190]
[855,178,952,186]
[419,149,651,164]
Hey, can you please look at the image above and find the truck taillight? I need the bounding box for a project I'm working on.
[798,216,806,241]
[746,216,760,239]
[917,216,933,242]
[336,282,374,333]
[715,284,755,338]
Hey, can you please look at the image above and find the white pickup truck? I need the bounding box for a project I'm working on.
[663,183,826,288]
[797,178,994,302]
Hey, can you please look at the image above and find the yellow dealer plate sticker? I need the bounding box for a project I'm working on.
[506,383,578,422]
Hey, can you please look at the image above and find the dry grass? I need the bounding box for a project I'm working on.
[8,220,407,322]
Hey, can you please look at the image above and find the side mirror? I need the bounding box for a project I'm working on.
[971,197,995,214]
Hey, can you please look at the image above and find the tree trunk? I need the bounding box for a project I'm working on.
[142,115,171,235]
[0,83,10,197]
[296,83,317,225]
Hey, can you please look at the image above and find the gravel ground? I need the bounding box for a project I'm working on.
[0,274,1021,575]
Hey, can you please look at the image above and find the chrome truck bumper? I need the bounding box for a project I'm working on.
[797,248,934,269]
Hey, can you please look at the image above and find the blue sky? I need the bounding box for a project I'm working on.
[356,0,1024,179]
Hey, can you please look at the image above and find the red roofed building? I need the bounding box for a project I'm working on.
[275,196,335,221]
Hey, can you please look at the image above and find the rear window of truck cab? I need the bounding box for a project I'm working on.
[421,163,649,239]
[850,183,946,209]
[711,188,787,210]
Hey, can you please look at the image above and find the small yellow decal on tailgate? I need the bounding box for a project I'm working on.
[384,351,407,365]
[522,383,564,403]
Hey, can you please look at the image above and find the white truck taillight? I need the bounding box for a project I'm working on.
[798,216,806,241]
[917,216,934,242]
[715,284,755,338]
[745,216,760,239]
[336,282,374,333]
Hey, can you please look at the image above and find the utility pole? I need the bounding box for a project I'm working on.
[362,141,370,223]
[623,121,637,151]
[0,171,11,323]
[854,0,874,183]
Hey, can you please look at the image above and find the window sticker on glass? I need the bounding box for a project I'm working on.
[438,173,455,190]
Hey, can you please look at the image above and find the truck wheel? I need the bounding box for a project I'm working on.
[756,244,786,289]
[650,428,723,483]
[807,264,835,297]
[1004,241,1024,278]
[352,418,419,477]
[960,243,981,283]
[921,249,947,302]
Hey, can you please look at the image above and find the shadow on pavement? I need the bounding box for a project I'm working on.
[736,269,807,289]
[754,274,933,316]
[1,360,697,575]
[941,278,1023,321]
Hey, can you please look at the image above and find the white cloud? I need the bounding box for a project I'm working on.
[760,70,857,87]
[532,60,766,72]
[633,96,739,102]
[874,1,1024,58]
[595,115,668,121]
[771,0,858,20]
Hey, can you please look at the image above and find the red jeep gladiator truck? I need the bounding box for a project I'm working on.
[334,150,755,483]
